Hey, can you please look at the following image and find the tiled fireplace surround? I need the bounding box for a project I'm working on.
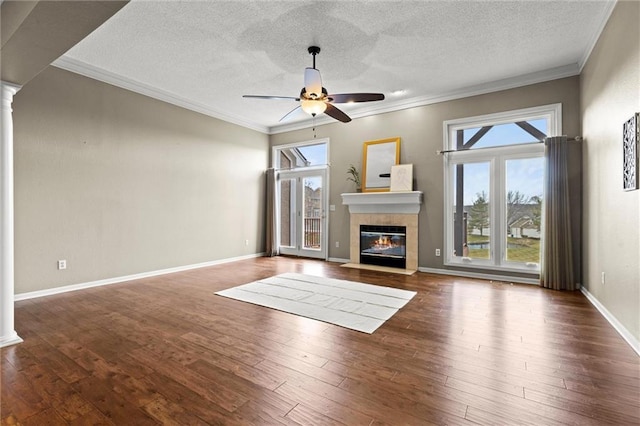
[341,192,423,271]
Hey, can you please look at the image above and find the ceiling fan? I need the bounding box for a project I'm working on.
[243,46,385,123]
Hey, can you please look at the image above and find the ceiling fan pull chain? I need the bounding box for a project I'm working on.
[313,115,317,138]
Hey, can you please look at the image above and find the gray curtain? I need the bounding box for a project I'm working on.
[265,168,278,257]
[540,136,579,290]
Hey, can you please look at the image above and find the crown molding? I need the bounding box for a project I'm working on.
[52,56,270,134]
[268,63,581,134]
[53,56,580,136]
[578,0,617,72]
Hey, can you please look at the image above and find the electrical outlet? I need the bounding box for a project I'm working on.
[57,260,67,270]
[435,248,441,257]
[335,241,340,248]
[601,272,606,285]
[329,205,336,211]
[245,239,249,246]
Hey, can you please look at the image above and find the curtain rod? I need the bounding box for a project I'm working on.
[436,136,582,155]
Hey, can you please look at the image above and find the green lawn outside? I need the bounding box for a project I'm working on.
[466,234,540,263]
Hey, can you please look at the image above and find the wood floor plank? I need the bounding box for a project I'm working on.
[338,376,469,424]
[20,407,68,426]
[524,387,640,424]
[66,409,114,426]
[215,333,330,370]
[275,374,438,426]
[189,355,285,391]
[230,400,301,426]
[464,405,542,426]
[71,375,159,425]
[24,342,90,384]
[3,257,638,425]
[186,358,296,414]
[141,395,210,426]
[179,331,266,366]
[284,403,347,426]
[254,356,346,388]
[1,376,46,423]
[138,373,247,425]
[443,376,602,425]
[129,346,249,413]
[274,381,374,425]
[18,362,93,422]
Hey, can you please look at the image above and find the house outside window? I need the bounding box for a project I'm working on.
[443,104,561,274]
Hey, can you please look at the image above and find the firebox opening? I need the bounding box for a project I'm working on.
[360,225,407,269]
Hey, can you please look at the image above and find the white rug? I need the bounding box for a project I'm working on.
[215,272,416,334]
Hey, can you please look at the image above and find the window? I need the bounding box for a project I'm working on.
[273,139,328,170]
[443,104,561,273]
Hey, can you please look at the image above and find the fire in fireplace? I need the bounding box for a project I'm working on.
[360,225,407,269]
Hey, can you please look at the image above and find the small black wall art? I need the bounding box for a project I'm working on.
[623,113,639,191]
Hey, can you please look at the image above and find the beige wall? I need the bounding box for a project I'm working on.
[271,76,580,278]
[580,1,639,342]
[13,67,269,293]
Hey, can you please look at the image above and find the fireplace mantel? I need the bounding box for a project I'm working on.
[341,191,423,214]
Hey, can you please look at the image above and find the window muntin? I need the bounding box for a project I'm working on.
[444,104,560,274]
[463,118,548,149]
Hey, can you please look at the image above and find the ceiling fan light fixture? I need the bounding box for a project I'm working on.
[301,99,327,116]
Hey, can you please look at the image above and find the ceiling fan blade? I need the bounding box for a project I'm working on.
[243,95,300,101]
[324,103,351,123]
[304,67,323,99]
[328,93,385,103]
[279,105,308,122]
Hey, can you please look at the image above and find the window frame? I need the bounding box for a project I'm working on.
[442,104,561,274]
[271,138,330,171]
[272,138,330,260]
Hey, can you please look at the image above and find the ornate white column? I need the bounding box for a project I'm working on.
[0,81,23,348]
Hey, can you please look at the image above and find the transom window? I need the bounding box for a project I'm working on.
[443,104,561,273]
[273,139,328,170]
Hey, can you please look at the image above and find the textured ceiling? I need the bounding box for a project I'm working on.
[55,0,615,134]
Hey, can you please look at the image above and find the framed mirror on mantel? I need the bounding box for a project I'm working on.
[362,137,400,192]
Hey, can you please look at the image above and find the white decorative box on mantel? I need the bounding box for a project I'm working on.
[341,191,423,214]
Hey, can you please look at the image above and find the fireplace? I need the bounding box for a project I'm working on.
[360,225,407,269]
[342,191,423,272]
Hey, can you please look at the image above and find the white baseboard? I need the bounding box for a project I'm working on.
[328,262,539,285]
[417,266,539,285]
[15,253,266,301]
[580,286,640,356]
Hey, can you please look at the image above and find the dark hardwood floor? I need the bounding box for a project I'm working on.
[2,256,639,425]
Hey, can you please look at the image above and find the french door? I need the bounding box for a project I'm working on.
[278,168,328,259]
